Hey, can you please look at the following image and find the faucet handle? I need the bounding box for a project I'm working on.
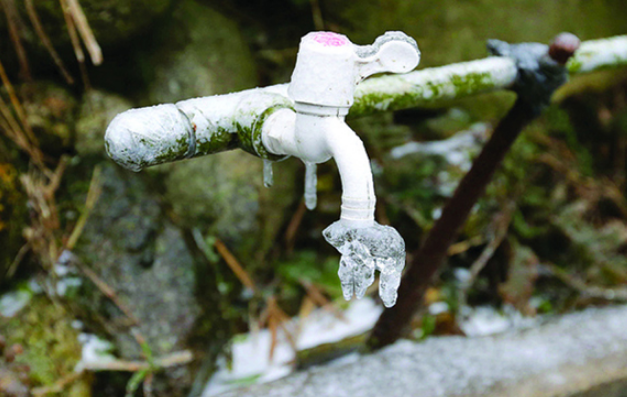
[354,31,421,82]
[288,31,420,109]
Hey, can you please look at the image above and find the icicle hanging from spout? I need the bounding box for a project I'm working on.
[304,162,317,210]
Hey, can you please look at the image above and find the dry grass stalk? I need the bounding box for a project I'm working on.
[263,296,297,361]
[24,0,74,84]
[58,0,90,88]
[75,260,140,325]
[309,0,324,31]
[65,165,102,250]
[19,158,67,269]
[284,200,306,254]
[0,56,38,147]
[31,371,84,396]
[0,0,31,80]
[299,279,346,322]
[545,263,627,302]
[65,0,103,65]
[0,100,42,167]
[214,239,257,292]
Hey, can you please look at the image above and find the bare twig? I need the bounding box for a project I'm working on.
[544,263,627,301]
[31,371,84,396]
[75,261,140,325]
[24,0,74,84]
[7,242,30,278]
[467,202,515,283]
[447,235,485,256]
[65,0,103,65]
[80,350,193,372]
[457,201,516,311]
[0,98,44,167]
[0,0,31,80]
[309,0,324,31]
[299,279,346,322]
[66,166,102,250]
[214,239,256,292]
[59,0,90,89]
[284,201,307,254]
[0,56,38,147]
[265,296,297,359]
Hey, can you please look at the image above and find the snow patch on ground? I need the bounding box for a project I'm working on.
[0,289,32,318]
[75,333,116,372]
[203,298,383,396]
[460,305,537,337]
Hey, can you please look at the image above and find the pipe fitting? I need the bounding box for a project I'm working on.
[105,90,292,172]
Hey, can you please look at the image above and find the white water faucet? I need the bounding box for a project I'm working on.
[263,31,420,306]
[104,31,420,307]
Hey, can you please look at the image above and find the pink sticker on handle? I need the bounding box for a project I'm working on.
[311,32,349,47]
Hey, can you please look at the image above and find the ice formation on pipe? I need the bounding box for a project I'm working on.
[104,30,421,308]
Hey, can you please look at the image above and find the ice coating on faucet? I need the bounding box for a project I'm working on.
[304,162,317,210]
[323,220,406,307]
[262,30,419,307]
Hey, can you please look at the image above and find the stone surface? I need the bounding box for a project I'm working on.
[72,163,202,396]
[75,90,132,156]
[74,163,199,354]
[220,304,627,397]
[135,0,258,104]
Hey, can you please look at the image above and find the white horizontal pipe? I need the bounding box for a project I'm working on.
[105,35,627,171]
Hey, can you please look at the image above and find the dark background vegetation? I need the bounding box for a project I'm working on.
[1,0,627,396]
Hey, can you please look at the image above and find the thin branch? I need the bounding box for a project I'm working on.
[65,0,103,65]
[284,200,307,254]
[299,279,346,322]
[214,239,257,292]
[7,242,30,278]
[544,263,627,301]
[309,0,324,31]
[457,201,516,311]
[66,165,102,250]
[1,0,31,80]
[59,0,90,89]
[0,56,37,146]
[24,0,74,84]
[467,202,515,283]
[31,371,84,396]
[75,260,140,325]
[80,350,193,372]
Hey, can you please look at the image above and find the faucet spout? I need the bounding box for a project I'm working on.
[326,118,376,228]
[261,108,375,227]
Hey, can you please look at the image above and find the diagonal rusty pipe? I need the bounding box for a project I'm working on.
[368,33,581,350]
